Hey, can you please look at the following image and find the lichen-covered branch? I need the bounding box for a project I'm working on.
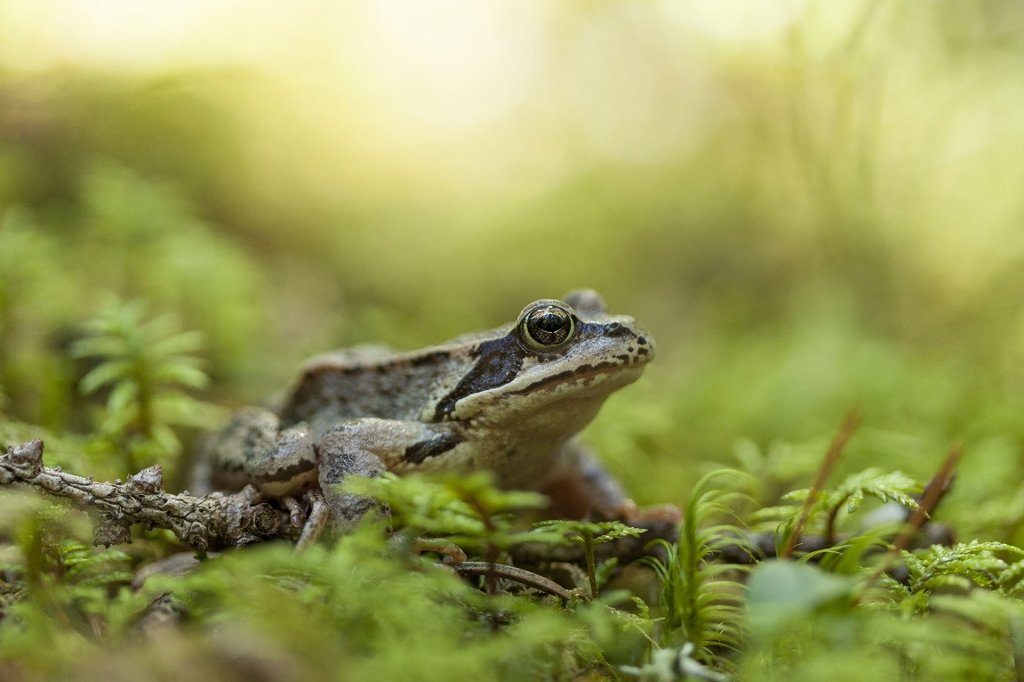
[0,440,286,552]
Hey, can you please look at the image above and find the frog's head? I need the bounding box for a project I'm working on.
[435,290,654,432]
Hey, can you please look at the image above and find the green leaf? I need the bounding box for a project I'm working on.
[746,561,854,639]
[79,359,132,395]
[148,329,204,357]
[151,361,209,389]
[106,380,139,414]
[70,335,128,359]
[150,423,181,456]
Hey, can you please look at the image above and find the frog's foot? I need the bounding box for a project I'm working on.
[282,496,306,527]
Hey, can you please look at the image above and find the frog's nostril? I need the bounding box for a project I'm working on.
[604,321,631,338]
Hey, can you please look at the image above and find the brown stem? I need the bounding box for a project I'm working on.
[583,532,598,598]
[780,409,861,559]
[823,493,853,547]
[864,443,962,590]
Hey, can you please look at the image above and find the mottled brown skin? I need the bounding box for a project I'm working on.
[211,290,659,534]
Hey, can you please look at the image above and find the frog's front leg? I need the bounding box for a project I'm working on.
[314,418,459,534]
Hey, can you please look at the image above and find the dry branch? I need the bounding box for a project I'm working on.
[451,561,574,601]
[0,439,287,552]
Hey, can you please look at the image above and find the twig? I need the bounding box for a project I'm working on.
[1,440,285,552]
[451,561,574,601]
[780,410,862,559]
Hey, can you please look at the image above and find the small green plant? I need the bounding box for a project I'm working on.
[756,468,922,548]
[71,298,219,474]
[866,542,1024,678]
[127,527,649,680]
[345,470,550,554]
[347,473,650,599]
[533,519,645,598]
[642,470,751,670]
[345,471,571,599]
[0,493,133,643]
[891,541,1024,604]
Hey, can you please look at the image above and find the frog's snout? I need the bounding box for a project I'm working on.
[637,330,655,361]
[632,325,655,364]
[602,315,655,364]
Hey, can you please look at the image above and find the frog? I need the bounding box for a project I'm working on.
[209,289,669,544]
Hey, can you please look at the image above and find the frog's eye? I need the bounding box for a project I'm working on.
[520,304,576,350]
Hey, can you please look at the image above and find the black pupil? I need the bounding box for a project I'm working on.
[536,313,564,333]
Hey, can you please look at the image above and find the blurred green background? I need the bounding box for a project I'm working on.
[2,0,1024,528]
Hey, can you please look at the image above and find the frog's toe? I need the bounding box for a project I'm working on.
[295,491,330,551]
[282,495,306,527]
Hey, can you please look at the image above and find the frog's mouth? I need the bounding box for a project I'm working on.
[514,359,646,395]
[516,358,634,391]
[443,356,647,423]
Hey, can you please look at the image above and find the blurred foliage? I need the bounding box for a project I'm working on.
[2,0,1024,679]
[71,298,220,476]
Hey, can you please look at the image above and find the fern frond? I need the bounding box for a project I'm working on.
[902,541,1024,596]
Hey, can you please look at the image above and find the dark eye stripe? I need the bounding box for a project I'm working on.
[433,334,526,421]
[431,319,637,421]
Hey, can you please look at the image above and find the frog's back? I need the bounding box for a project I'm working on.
[279,344,479,428]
